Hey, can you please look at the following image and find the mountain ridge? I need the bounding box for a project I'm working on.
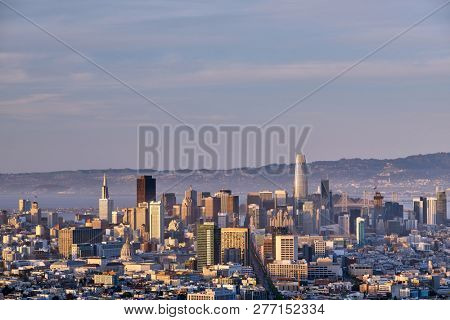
[1,152,449,196]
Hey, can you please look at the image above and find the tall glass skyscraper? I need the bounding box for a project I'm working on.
[294,153,308,200]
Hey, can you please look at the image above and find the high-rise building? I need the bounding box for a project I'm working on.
[426,197,437,225]
[294,153,308,200]
[274,235,298,261]
[220,228,249,265]
[204,196,221,223]
[47,212,59,228]
[18,199,31,213]
[123,207,137,230]
[413,197,428,225]
[384,201,404,221]
[274,190,288,209]
[436,189,447,225]
[182,186,198,225]
[149,201,164,245]
[247,192,261,207]
[196,222,221,270]
[356,217,365,246]
[161,193,176,215]
[349,209,361,235]
[137,175,156,205]
[259,191,274,210]
[313,240,326,257]
[99,174,113,223]
[30,201,41,225]
[248,204,267,229]
[320,179,330,208]
[197,192,211,207]
[214,190,239,226]
[373,192,384,226]
[338,214,350,236]
[58,227,103,258]
[136,203,149,231]
[300,201,315,235]
[217,212,228,228]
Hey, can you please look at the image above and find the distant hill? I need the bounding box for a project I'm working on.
[0,153,449,197]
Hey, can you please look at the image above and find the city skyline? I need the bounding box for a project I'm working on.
[1,153,448,300]
[0,0,449,303]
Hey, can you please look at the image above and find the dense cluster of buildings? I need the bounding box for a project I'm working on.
[1,153,449,300]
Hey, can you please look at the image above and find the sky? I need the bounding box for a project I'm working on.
[0,0,450,173]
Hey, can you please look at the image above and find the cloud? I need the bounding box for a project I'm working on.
[137,57,450,88]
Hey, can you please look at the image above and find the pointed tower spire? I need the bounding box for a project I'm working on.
[101,173,109,199]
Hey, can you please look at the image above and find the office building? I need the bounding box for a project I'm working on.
[30,201,41,225]
[313,240,326,257]
[204,196,221,223]
[182,186,198,225]
[267,260,308,281]
[217,212,228,228]
[18,199,31,213]
[356,217,365,246]
[47,212,59,228]
[99,174,113,223]
[196,222,221,270]
[58,227,103,258]
[426,197,437,225]
[221,228,249,265]
[161,193,176,215]
[413,197,428,225]
[248,204,266,229]
[149,201,164,245]
[137,175,156,205]
[259,191,274,210]
[274,235,298,261]
[338,214,350,236]
[436,189,447,225]
[373,192,384,226]
[274,190,288,209]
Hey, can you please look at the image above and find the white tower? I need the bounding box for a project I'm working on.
[294,153,308,200]
[99,174,114,223]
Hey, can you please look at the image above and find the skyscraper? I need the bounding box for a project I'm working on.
[220,228,249,265]
[149,201,164,245]
[373,192,384,226]
[161,193,176,216]
[47,212,59,228]
[58,227,103,258]
[30,201,41,225]
[274,190,288,209]
[137,175,156,205]
[99,174,113,223]
[356,217,365,246]
[338,214,350,236]
[204,196,221,223]
[18,199,31,213]
[182,186,198,225]
[413,197,428,225]
[436,189,447,225]
[274,235,298,261]
[294,153,308,200]
[196,222,221,271]
[426,197,437,225]
[320,179,330,206]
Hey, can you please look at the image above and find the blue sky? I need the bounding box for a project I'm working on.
[0,0,449,172]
